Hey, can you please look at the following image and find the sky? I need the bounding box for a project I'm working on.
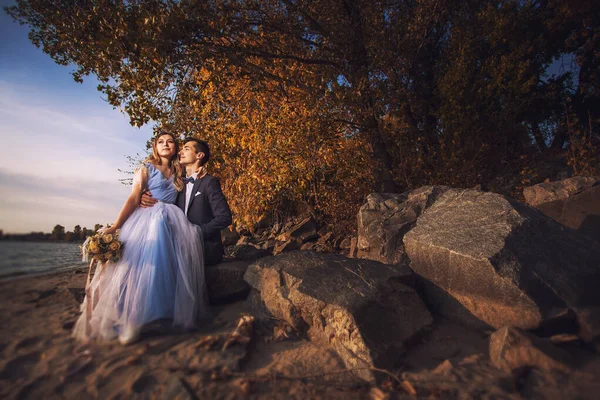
[0,0,153,234]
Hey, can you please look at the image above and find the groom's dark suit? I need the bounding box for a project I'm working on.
[176,174,232,265]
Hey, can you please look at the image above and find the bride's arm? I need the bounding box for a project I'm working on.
[102,166,148,234]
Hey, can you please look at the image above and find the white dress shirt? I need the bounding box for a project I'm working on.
[184,172,198,216]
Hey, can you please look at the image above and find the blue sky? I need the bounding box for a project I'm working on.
[1,0,152,233]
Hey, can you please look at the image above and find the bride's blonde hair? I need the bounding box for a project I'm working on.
[144,132,184,191]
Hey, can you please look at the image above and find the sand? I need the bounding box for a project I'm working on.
[0,267,364,399]
[0,267,598,399]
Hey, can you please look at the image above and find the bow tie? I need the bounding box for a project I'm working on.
[184,176,196,184]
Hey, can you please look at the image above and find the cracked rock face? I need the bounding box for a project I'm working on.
[523,176,598,207]
[524,178,600,242]
[404,189,600,340]
[243,251,432,382]
[357,186,450,265]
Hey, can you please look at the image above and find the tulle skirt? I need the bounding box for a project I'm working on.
[73,202,207,341]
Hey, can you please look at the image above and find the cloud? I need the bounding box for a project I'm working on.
[0,168,132,233]
[0,77,152,233]
[0,79,146,150]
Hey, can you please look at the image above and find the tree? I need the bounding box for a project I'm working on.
[94,224,102,233]
[51,224,65,241]
[81,227,92,239]
[7,0,598,228]
[73,225,82,239]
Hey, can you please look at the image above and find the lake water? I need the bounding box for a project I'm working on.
[0,241,85,279]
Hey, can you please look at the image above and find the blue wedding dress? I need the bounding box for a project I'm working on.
[73,163,207,342]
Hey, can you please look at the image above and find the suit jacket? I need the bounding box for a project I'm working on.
[176,174,232,265]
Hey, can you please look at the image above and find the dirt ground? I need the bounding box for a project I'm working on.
[0,267,598,399]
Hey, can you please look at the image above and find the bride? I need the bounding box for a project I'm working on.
[73,132,207,345]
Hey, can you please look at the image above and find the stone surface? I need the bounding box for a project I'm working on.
[243,251,433,382]
[523,176,598,206]
[339,237,352,250]
[403,188,600,340]
[489,326,573,372]
[236,236,251,246]
[300,242,317,251]
[317,231,333,245]
[401,352,600,400]
[528,182,600,242]
[221,227,240,247]
[261,238,276,251]
[205,260,251,305]
[348,237,358,258]
[226,244,270,261]
[272,239,301,255]
[401,355,521,399]
[286,216,319,243]
[357,186,449,264]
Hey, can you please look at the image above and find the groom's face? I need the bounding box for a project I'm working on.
[179,142,204,166]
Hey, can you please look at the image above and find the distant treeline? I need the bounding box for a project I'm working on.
[0,224,103,242]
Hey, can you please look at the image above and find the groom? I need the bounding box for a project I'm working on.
[142,138,232,265]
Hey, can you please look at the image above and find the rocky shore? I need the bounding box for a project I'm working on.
[1,177,598,399]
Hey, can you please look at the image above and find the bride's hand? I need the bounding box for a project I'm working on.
[98,226,117,236]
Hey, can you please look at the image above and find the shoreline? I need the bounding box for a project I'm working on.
[0,240,85,282]
[0,264,88,283]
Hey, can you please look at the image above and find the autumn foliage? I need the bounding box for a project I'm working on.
[7,0,599,230]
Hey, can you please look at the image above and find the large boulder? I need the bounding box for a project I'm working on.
[357,186,450,264]
[403,188,600,340]
[523,176,598,206]
[205,260,251,305]
[524,177,600,242]
[243,251,433,382]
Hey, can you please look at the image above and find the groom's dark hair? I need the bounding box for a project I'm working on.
[185,138,210,166]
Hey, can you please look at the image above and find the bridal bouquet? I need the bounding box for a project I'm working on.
[81,228,123,264]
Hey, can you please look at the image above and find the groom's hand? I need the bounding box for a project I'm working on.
[140,190,158,208]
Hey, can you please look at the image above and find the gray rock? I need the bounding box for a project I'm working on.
[205,260,251,305]
[272,239,301,255]
[317,231,333,245]
[348,237,358,258]
[489,326,573,372]
[221,227,240,246]
[243,251,432,382]
[401,355,521,399]
[227,244,270,261]
[339,237,352,250]
[287,216,319,243]
[300,241,318,251]
[261,238,276,251]
[236,236,251,246]
[526,180,600,242]
[404,188,600,340]
[523,176,598,206]
[357,186,450,264]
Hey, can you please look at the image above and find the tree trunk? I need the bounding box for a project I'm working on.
[530,121,548,152]
[344,0,397,193]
